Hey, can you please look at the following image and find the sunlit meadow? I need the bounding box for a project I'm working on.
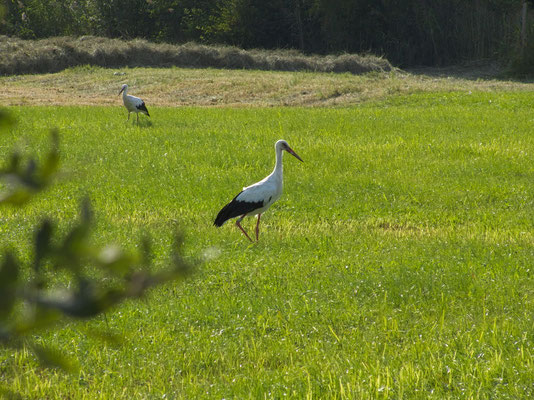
[1,90,534,398]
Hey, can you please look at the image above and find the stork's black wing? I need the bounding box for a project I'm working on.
[214,191,263,227]
[137,102,150,116]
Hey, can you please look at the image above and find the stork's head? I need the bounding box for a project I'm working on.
[118,84,128,95]
[276,140,303,162]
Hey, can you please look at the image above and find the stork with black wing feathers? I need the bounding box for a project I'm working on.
[214,140,303,242]
[119,84,150,124]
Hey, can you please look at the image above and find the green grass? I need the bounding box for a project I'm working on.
[1,91,534,398]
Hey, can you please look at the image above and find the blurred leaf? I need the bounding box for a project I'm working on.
[32,285,124,319]
[80,197,93,224]
[0,252,19,321]
[31,344,79,373]
[57,225,91,271]
[40,130,60,180]
[0,109,15,131]
[34,219,53,273]
[13,308,61,337]
[0,384,22,400]
[23,159,37,183]
[54,200,93,271]
[125,270,152,297]
[140,235,152,267]
[97,245,139,276]
[0,187,33,206]
[87,328,124,347]
[171,231,193,275]
[4,152,21,173]
[0,131,60,206]
[62,224,89,254]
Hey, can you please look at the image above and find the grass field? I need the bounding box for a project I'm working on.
[1,79,534,398]
[1,65,533,108]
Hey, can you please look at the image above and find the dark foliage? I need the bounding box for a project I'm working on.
[0,0,532,67]
[0,128,59,204]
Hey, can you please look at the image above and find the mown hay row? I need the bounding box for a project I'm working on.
[0,36,393,76]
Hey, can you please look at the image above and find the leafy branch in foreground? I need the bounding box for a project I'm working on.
[0,127,59,205]
[0,200,192,370]
[0,109,194,372]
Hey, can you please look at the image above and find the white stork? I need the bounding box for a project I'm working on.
[214,139,303,242]
[118,84,150,123]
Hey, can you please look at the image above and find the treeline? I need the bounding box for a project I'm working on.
[1,0,533,67]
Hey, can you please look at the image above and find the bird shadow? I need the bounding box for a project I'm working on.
[139,120,153,128]
[126,119,153,128]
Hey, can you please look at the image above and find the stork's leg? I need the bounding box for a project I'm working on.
[137,113,139,124]
[127,112,130,121]
[235,216,253,242]
[255,213,262,241]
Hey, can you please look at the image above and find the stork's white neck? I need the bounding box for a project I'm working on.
[272,145,284,177]
[122,87,128,98]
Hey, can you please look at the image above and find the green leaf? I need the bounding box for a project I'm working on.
[31,343,79,373]
[23,159,37,182]
[97,245,139,276]
[86,328,124,347]
[170,231,192,275]
[33,283,124,319]
[55,199,94,270]
[13,308,61,337]
[0,108,15,131]
[0,131,60,206]
[0,252,19,321]
[0,384,22,400]
[80,197,93,225]
[2,152,21,174]
[0,188,33,206]
[41,130,60,180]
[56,225,90,270]
[140,235,152,266]
[34,219,54,272]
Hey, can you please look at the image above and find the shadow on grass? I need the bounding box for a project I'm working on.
[406,61,534,83]
[123,119,152,128]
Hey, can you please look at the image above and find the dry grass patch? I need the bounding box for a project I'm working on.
[0,35,392,76]
[2,36,533,108]
[1,65,533,108]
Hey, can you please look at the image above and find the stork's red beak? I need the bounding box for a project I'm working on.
[118,88,124,96]
[287,147,303,162]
